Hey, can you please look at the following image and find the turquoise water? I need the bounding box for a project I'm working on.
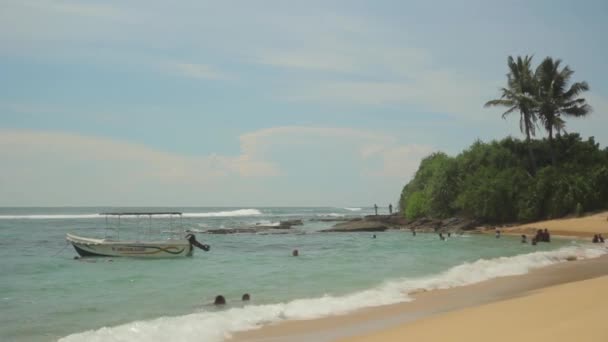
[0,207,596,342]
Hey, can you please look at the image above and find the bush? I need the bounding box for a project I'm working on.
[399,133,608,223]
[576,203,584,217]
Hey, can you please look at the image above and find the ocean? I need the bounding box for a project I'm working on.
[0,207,604,342]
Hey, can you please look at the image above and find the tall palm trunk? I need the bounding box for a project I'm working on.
[547,125,557,166]
[524,126,537,175]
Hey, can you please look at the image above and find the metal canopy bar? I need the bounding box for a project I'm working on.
[100,212,182,216]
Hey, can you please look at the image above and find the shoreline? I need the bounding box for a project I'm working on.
[342,274,608,342]
[230,251,608,342]
[231,212,608,342]
[497,211,608,238]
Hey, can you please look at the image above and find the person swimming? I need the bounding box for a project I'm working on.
[214,295,226,305]
[292,249,299,257]
[242,293,250,301]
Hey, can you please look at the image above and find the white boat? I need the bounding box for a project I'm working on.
[66,212,210,258]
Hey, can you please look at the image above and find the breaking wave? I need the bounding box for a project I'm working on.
[59,244,606,342]
[0,209,263,220]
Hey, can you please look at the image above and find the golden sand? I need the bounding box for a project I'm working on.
[341,275,608,342]
[502,211,608,237]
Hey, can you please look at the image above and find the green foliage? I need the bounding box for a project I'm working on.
[576,203,584,217]
[399,134,608,223]
[404,191,428,220]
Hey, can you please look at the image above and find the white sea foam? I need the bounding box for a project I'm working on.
[254,220,281,227]
[0,209,262,220]
[0,214,102,220]
[59,244,606,342]
[344,207,362,211]
[182,209,262,218]
[317,213,345,218]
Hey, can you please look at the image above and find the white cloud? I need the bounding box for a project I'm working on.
[253,31,497,119]
[239,126,433,180]
[0,127,433,205]
[0,130,279,183]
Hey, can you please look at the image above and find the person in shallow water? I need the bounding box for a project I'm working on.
[214,295,226,305]
[242,293,250,301]
[592,234,600,243]
[521,234,527,243]
[389,203,393,214]
[374,204,378,215]
[439,233,445,241]
[495,229,501,238]
[292,249,299,257]
[599,234,605,243]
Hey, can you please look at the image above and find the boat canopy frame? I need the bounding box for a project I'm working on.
[100,212,184,241]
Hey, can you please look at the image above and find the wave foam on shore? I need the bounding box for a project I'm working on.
[59,244,606,342]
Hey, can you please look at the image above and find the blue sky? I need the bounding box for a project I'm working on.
[1,0,607,206]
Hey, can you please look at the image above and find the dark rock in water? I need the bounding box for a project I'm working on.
[280,219,303,226]
[309,217,356,222]
[322,214,479,233]
[204,228,251,234]
[321,220,388,232]
[204,225,299,234]
[363,214,408,227]
[253,219,304,230]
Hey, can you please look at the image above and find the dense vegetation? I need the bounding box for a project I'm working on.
[399,56,607,223]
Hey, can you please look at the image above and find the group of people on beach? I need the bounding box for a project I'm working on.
[532,229,551,245]
[519,229,551,245]
[592,234,605,243]
[373,203,393,215]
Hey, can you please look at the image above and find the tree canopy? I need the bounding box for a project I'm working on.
[399,134,608,223]
[398,56,602,223]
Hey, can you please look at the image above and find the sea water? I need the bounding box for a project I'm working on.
[0,207,604,342]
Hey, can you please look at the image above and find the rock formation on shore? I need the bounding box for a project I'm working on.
[203,219,303,234]
[320,214,478,233]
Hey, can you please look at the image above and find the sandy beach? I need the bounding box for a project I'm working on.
[342,275,608,342]
[231,214,608,342]
[501,211,608,238]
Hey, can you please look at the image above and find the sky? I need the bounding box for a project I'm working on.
[1,0,607,207]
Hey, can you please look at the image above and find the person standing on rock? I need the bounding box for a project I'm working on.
[374,204,378,215]
[389,204,393,214]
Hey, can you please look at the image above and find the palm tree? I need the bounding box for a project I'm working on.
[535,57,592,165]
[485,55,538,174]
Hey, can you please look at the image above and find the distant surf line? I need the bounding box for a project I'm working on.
[0,209,263,219]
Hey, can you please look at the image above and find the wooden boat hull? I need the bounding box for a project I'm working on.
[66,233,192,258]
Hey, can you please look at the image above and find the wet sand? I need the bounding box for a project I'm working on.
[230,254,608,342]
[342,274,608,342]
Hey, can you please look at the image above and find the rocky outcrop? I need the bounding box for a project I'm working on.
[204,227,292,234]
[320,220,388,232]
[204,219,305,234]
[320,214,479,233]
[279,219,303,227]
[309,217,355,222]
